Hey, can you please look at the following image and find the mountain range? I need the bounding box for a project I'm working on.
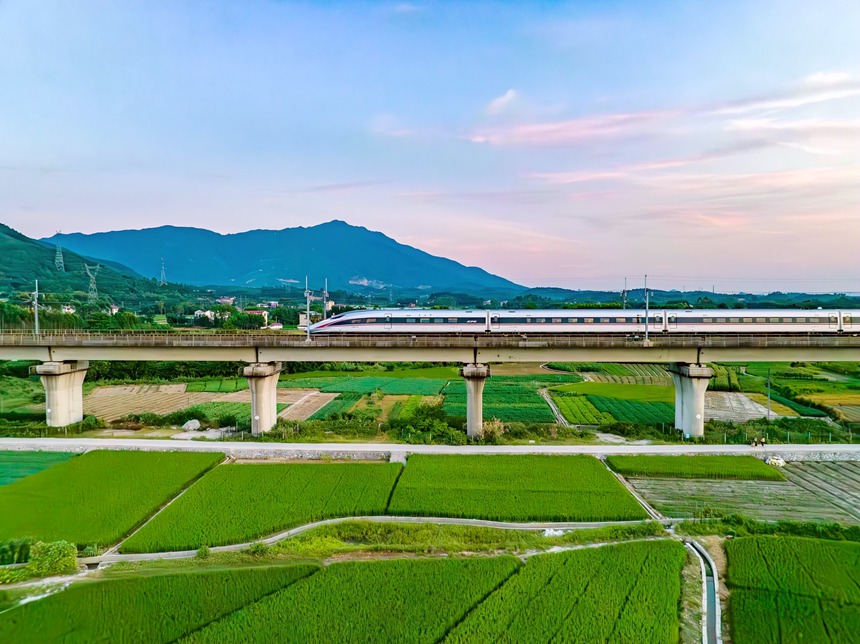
[45,221,522,294]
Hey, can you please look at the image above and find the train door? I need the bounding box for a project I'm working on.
[668,313,678,330]
[490,314,500,330]
[385,314,392,330]
[829,313,838,330]
[844,313,853,331]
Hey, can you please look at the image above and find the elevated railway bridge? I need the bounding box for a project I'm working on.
[1,331,858,437]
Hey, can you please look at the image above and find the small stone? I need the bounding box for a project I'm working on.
[182,419,201,431]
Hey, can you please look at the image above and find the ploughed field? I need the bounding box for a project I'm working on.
[0,541,687,644]
[726,536,860,644]
[624,459,860,524]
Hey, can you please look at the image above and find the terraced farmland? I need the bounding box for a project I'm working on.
[122,462,403,552]
[388,455,648,522]
[447,540,685,644]
[726,536,860,644]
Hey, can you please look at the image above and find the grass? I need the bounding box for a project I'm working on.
[0,451,76,486]
[121,462,403,552]
[726,536,860,644]
[0,451,223,547]
[606,455,785,480]
[387,455,649,522]
[550,382,676,402]
[446,540,686,644]
[179,557,520,644]
[0,564,317,644]
[184,402,287,425]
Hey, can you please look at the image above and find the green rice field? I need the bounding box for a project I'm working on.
[442,380,556,423]
[447,540,685,644]
[387,455,648,522]
[550,382,675,402]
[0,451,76,486]
[122,462,403,552]
[279,376,448,395]
[0,451,223,547]
[726,536,860,644]
[606,455,785,480]
[0,564,317,644]
[180,557,520,644]
[186,378,249,393]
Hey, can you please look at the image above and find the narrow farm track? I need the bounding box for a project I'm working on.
[539,388,570,427]
[80,516,674,565]
[4,437,860,457]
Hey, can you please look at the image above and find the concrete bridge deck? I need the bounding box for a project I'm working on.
[1,331,858,362]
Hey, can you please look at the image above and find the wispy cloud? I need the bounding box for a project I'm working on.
[469,110,674,146]
[709,72,860,115]
[390,3,421,14]
[486,89,519,115]
[284,181,382,194]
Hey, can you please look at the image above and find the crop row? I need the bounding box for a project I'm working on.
[771,393,828,417]
[186,378,248,393]
[447,540,685,644]
[387,455,648,522]
[0,451,222,547]
[443,381,556,423]
[709,364,741,392]
[0,564,317,644]
[588,395,675,425]
[552,393,615,425]
[726,536,860,644]
[0,451,75,487]
[182,557,519,644]
[280,377,448,395]
[122,462,403,552]
[605,455,785,480]
[308,393,363,420]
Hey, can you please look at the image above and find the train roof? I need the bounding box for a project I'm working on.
[324,308,855,318]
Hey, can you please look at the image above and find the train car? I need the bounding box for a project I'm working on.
[309,308,858,334]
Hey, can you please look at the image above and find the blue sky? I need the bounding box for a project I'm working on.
[1,0,858,292]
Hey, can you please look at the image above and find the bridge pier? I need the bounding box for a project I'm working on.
[668,363,714,438]
[460,363,490,438]
[30,361,89,427]
[243,362,282,435]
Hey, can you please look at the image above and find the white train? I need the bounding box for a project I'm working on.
[309,308,858,334]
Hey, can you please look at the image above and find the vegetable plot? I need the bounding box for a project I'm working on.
[606,455,785,481]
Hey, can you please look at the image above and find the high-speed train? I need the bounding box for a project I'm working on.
[309,308,858,334]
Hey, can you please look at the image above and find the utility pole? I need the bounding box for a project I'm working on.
[33,280,40,335]
[644,274,649,343]
[622,277,627,310]
[322,278,329,320]
[304,276,312,342]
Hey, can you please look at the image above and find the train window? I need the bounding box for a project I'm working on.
[655,316,663,322]
[716,318,727,323]
[407,318,416,323]
[794,317,805,323]
[366,318,377,323]
[769,318,779,323]
[743,318,752,323]
[350,318,363,324]
[433,318,444,323]
[420,318,430,323]
[756,318,766,323]
[535,318,546,323]
[616,318,625,323]
[600,318,610,323]
[552,318,562,323]
[567,318,578,323]
[845,315,852,323]
[448,318,457,323]
[585,318,594,323]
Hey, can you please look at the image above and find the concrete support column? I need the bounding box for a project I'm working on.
[460,363,490,438]
[31,361,89,427]
[243,362,282,435]
[668,363,714,438]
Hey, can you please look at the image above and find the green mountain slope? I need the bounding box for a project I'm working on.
[0,223,149,298]
[46,220,523,294]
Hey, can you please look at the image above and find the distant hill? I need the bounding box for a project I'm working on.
[46,221,524,294]
[0,224,147,297]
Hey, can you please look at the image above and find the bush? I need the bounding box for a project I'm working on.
[0,537,33,565]
[28,540,78,577]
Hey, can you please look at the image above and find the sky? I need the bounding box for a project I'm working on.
[1,0,858,293]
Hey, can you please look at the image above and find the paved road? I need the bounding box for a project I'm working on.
[2,437,860,457]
